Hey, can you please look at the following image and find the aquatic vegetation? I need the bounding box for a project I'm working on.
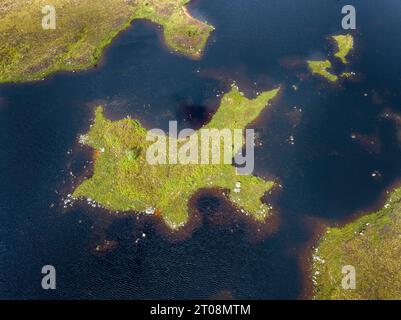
[307,60,338,82]
[0,0,213,83]
[73,86,280,230]
[332,34,354,64]
[313,187,401,300]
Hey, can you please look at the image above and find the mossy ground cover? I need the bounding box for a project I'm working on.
[313,187,401,300]
[0,0,213,83]
[73,87,280,230]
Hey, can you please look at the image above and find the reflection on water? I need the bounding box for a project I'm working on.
[1,0,401,299]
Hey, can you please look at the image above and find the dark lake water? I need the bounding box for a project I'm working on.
[1,0,401,299]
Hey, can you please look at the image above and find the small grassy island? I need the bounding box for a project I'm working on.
[307,60,338,83]
[0,0,214,83]
[307,34,354,83]
[73,86,280,229]
[332,34,354,64]
[312,187,401,300]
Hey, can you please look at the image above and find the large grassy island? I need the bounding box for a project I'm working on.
[0,0,214,83]
[312,187,401,299]
[73,86,280,230]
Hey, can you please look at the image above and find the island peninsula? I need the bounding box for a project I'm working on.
[0,0,214,83]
